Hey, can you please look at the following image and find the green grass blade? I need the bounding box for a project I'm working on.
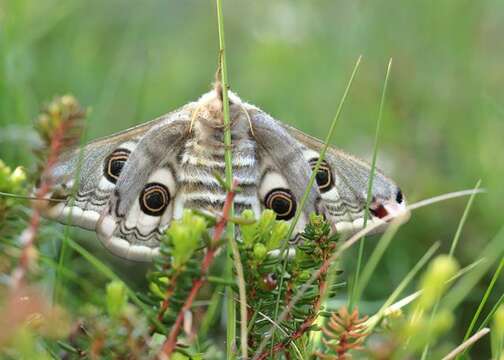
[215,1,240,358]
[269,56,362,355]
[365,258,484,323]
[366,241,440,333]
[421,179,481,359]
[457,257,504,359]
[441,226,504,311]
[449,180,481,256]
[350,58,393,309]
[53,116,89,304]
[477,292,504,332]
[353,218,401,303]
[64,236,166,333]
[199,285,224,339]
[285,55,362,242]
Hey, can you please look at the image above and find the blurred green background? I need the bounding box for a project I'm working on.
[1,0,503,355]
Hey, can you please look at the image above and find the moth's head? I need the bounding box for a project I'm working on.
[366,177,408,224]
[316,150,410,236]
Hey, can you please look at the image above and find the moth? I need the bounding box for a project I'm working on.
[39,88,408,262]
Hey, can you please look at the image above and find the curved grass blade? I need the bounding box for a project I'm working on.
[215,1,242,358]
[269,56,362,355]
[421,179,481,359]
[350,58,393,309]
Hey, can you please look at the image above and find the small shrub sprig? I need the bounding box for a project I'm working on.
[314,307,368,360]
[148,181,237,358]
[0,161,27,227]
[286,214,341,326]
[239,212,342,358]
[237,209,288,349]
[11,95,85,289]
[148,210,210,330]
[0,161,27,271]
[56,281,150,359]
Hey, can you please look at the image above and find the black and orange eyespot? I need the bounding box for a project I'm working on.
[309,158,333,193]
[139,183,170,216]
[264,188,296,220]
[104,148,131,183]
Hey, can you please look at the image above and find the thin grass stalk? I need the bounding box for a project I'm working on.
[364,258,485,325]
[421,180,481,360]
[199,286,223,339]
[305,259,342,356]
[0,192,67,201]
[229,230,248,359]
[441,226,504,311]
[449,180,481,255]
[457,257,504,359]
[284,55,362,242]
[253,189,481,359]
[413,232,504,357]
[215,1,240,358]
[353,219,401,303]
[364,242,440,333]
[64,235,166,333]
[350,58,392,309]
[442,328,490,360]
[477,292,504,332]
[216,2,232,188]
[269,56,362,355]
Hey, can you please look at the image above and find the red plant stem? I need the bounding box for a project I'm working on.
[154,269,182,328]
[10,116,68,289]
[213,179,238,244]
[337,333,349,360]
[158,180,238,358]
[159,248,215,357]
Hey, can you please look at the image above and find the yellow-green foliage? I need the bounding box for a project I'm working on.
[165,210,208,270]
[0,160,26,223]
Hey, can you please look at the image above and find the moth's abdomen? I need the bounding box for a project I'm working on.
[176,137,260,216]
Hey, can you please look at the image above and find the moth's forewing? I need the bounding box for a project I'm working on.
[41,108,192,261]
[279,122,408,235]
